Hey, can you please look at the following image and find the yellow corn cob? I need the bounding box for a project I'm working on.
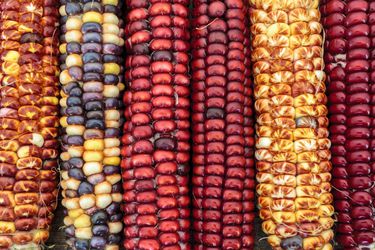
[249,0,334,249]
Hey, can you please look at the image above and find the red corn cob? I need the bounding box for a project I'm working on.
[321,0,375,248]
[371,3,375,225]
[0,0,59,248]
[121,0,191,249]
[191,1,255,249]
[242,28,256,249]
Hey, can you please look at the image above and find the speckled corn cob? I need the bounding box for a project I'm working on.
[59,0,124,249]
[250,0,334,249]
[0,0,59,249]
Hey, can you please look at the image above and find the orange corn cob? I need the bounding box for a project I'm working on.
[0,0,59,248]
[249,0,334,249]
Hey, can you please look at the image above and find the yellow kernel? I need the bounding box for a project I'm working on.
[84,139,104,151]
[74,214,91,228]
[104,63,120,75]
[59,43,67,54]
[103,156,120,166]
[65,30,82,43]
[75,227,93,239]
[66,54,83,67]
[82,11,103,23]
[68,209,84,219]
[83,151,103,162]
[66,16,83,30]
[2,51,20,62]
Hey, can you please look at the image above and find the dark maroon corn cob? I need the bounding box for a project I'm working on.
[371,3,375,215]
[321,0,375,248]
[191,0,255,249]
[242,27,256,250]
[121,0,191,249]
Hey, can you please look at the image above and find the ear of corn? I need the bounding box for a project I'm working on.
[191,1,256,249]
[321,0,375,248]
[121,0,191,249]
[372,5,375,241]
[250,0,334,249]
[243,13,257,249]
[0,0,59,248]
[59,0,124,248]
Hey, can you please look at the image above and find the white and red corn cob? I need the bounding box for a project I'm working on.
[250,0,335,249]
[321,0,375,248]
[121,0,191,249]
[0,0,59,248]
[191,0,256,249]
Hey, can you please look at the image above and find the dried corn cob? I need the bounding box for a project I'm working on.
[243,11,257,250]
[191,1,255,249]
[250,0,334,249]
[59,0,124,248]
[0,0,59,248]
[121,0,191,249]
[372,5,375,239]
[321,0,375,248]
